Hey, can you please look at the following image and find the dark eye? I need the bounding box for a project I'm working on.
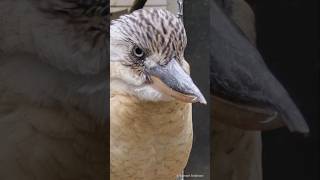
[133,46,145,59]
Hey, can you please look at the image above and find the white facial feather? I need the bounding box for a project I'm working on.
[110,8,188,102]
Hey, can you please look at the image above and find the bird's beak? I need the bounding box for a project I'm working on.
[147,59,207,104]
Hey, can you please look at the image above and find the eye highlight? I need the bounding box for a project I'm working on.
[132,46,145,59]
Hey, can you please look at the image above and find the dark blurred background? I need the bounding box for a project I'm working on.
[182,0,319,179]
[254,0,319,180]
[184,0,211,179]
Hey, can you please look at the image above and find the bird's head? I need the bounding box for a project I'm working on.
[110,9,206,104]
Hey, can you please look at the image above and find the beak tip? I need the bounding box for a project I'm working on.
[200,99,207,105]
[195,95,207,105]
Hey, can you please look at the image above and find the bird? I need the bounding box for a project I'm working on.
[0,0,108,179]
[210,1,264,180]
[110,8,206,180]
[210,1,309,180]
[209,0,309,133]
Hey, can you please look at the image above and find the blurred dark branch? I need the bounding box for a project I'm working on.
[129,0,147,13]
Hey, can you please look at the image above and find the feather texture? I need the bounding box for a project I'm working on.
[110,94,192,180]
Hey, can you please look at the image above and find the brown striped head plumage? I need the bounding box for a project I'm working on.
[111,8,187,66]
[110,8,206,104]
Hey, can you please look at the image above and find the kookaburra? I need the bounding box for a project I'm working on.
[0,0,108,179]
[110,9,206,180]
[210,0,309,133]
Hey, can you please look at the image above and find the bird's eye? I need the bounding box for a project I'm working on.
[133,46,145,59]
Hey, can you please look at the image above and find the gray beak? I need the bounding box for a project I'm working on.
[209,1,309,133]
[147,59,207,104]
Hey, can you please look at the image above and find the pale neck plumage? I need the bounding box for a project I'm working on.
[110,93,191,130]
